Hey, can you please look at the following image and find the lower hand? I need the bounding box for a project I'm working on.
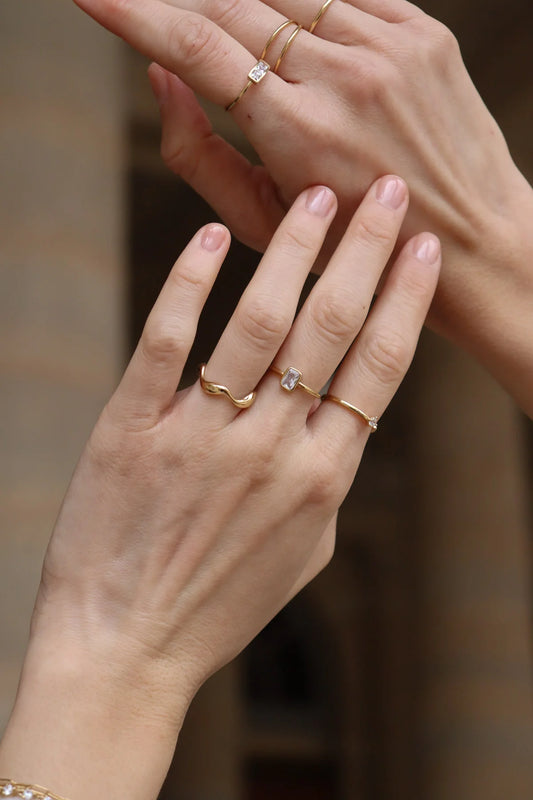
[0,177,440,800]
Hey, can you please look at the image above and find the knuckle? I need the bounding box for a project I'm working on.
[310,289,361,346]
[171,262,209,294]
[278,223,317,260]
[142,319,188,366]
[208,0,243,30]
[342,53,390,105]
[305,458,345,509]
[104,0,133,19]
[352,215,395,251]
[237,296,289,352]
[420,18,459,64]
[360,329,411,386]
[167,15,221,70]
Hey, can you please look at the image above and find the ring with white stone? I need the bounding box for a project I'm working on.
[199,364,257,409]
[321,394,379,433]
[0,779,69,800]
[225,59,271,112]
[270,366,322,400]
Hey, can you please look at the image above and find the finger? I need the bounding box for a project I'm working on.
[159,0,341,76]
[256,175,409,421]
[252,0,389,45]
[335,0,420,24]
[108,224,230,428]
[197,185,338,425]
[73,0,284,108]
[313,232,441,448]
[149,64,283,252]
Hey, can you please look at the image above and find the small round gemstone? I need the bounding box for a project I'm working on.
[22,790,34,800]
[2,786,14,797]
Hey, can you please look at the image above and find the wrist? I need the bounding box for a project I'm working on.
[0,631,192,800]
[427,166,533,414]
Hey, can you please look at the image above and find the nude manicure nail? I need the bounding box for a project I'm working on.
[415,235,441,265]
[306,186,335,217]
[201,224,226,251]
[376,176,407,210]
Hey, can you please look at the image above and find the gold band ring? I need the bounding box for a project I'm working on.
[260,19,299,60]
[225,60,270,112]
[199,364,256,409]
[322,393,378,432]
[274,25,303,74]
[270,366,322,400]
[308,0,336,33]
[226,19,299,112]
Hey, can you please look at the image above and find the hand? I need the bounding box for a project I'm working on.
[73,0,533,412]
[0,177,440,800]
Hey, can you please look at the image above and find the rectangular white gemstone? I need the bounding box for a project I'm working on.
[281,367,301,392]
[248,60,270,84]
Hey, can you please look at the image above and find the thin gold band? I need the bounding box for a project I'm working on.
[199,364,256,409]
[260,19,299,60]
[270,366,322,400]
[225,60,270,112]
[321,393,378,432]
[226,19,298,112]
[0,779,70,800]
[308,0,336,33]
[274,24,303,74]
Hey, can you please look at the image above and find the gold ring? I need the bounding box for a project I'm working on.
[260,19,299,61]
[274,24,303,74]
[308,0,336,34]
[199,364,256,409]
[321,393,378,432]
[226,20,299,112]
[225,60,271,112]
[270,366,321,400]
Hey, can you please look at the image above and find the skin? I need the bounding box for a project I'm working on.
[72,0,533,414]
[0,180,441,800]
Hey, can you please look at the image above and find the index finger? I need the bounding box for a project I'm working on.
[73,0,280,107]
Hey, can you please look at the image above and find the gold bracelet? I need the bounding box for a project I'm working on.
[0,779,70,800]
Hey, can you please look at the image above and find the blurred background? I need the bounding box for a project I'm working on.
[1,1,532,798]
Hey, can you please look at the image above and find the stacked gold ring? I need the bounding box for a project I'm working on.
[322,393,379,432]
[308,0,336,34]
[226,19,299,111]
[226,1,336,111]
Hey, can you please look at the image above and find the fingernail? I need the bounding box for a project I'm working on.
[201,224,226,251]
[375,176,407,210]
[305,186,335,217]
[414,234,441,265]
[148,63,168,107]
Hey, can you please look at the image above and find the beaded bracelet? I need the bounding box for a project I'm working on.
[0,779,69,800]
